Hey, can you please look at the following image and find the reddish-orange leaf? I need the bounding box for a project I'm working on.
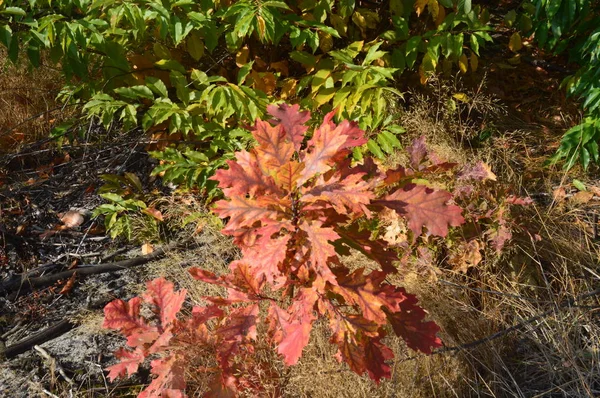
[242,234,290,285]
[213,196,281,232]
[140,355,187,398]
[299,220,340,289]
[103,297,156,336]
[106,347,146,381]
[212,157,280,197]
[387,293,442,354]
[274,160,304,192]
[142,277,187,327]
[143,207,164,221]
[253,119,294,168]
[267,103,310,151]
[301,173,373,216]
[268,303,314,365]
[375,184,464,237]
[59,272,77,295]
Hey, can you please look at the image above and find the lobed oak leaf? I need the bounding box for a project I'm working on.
[212,196,281,232]
[299,220,340,289]
[242,234,290,286]
[268,303,314,365]
[103,297,156,336]
[301,173,374,216]
[138,355,187,398]
[227,260,265,300]
[106,347,146,381]
[298,112,366,185]
[386,294,442,354]
[211,157,279,197]
[126,329,161,349]
[266,103,310,152]
[459,161,497,181]
[253,119,295,168]
[407,136,428,170]
[334,332,393,383]
[273,160,304,192]
[189,263,264,302]
[333,269,399,325]
[218,304,259,343]
[216,304,259,370]
[143,277,187,328]
[375,184,464,237]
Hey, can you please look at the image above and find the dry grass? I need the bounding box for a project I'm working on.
[0,49,66,153]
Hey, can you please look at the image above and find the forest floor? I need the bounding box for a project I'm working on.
[1,34,599,398]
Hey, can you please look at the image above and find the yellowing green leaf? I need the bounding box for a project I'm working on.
[314,87,336,106]
[458,53,468,73]
[452,93,470,103]
[470,52,478,72]
[330,14,347,37]
[428,0,439,19]
[319,32,333,53]
[236,45,249,67]
[415,0,428,16]
[508,32,522,52]
[186,31,204,61]
[280,79,297,99]
[351,11,367,36]
[153,43,171,59]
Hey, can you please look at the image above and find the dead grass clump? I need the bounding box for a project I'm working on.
[0,49,67,152]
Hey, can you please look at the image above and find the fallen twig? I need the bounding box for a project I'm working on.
[0,239,186,295]
[34,344,74,385]
[3,319,74,359]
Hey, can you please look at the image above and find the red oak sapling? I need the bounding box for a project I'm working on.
[103,103,466,397]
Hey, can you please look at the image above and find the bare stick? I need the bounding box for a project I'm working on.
[34,345,74,385]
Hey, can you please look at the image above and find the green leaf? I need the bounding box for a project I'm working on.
[0,24,12,49]
[238,60,254,85]
[114,85,155,100]
[385,124,406,135]
[1,7,26,16]
[155,59,186,74]
[573,179,586,191]
[367,138,385,159]
[146,76,169,98]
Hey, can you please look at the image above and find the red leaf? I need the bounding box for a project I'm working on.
[274,160,304,192]
[103,297,155,336]
[212,156,280,197]
[216,305,259,370]
[298,113,366,185]
[106,347,145,381]
[267,103,310,152]
[212,196,282,231]
[253,119,294,168]
[333,269,391,325]
[334,333,393,383]
[387,294,442,354]
[407,136,428,169]
[242,234,290,285]
[138,355,187,398]
[376,184,465,237]
[143,277,187,328]
[301,173,374,216]
[268,302,314,365]
[219,304,259,342]
[299,220,340,289]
